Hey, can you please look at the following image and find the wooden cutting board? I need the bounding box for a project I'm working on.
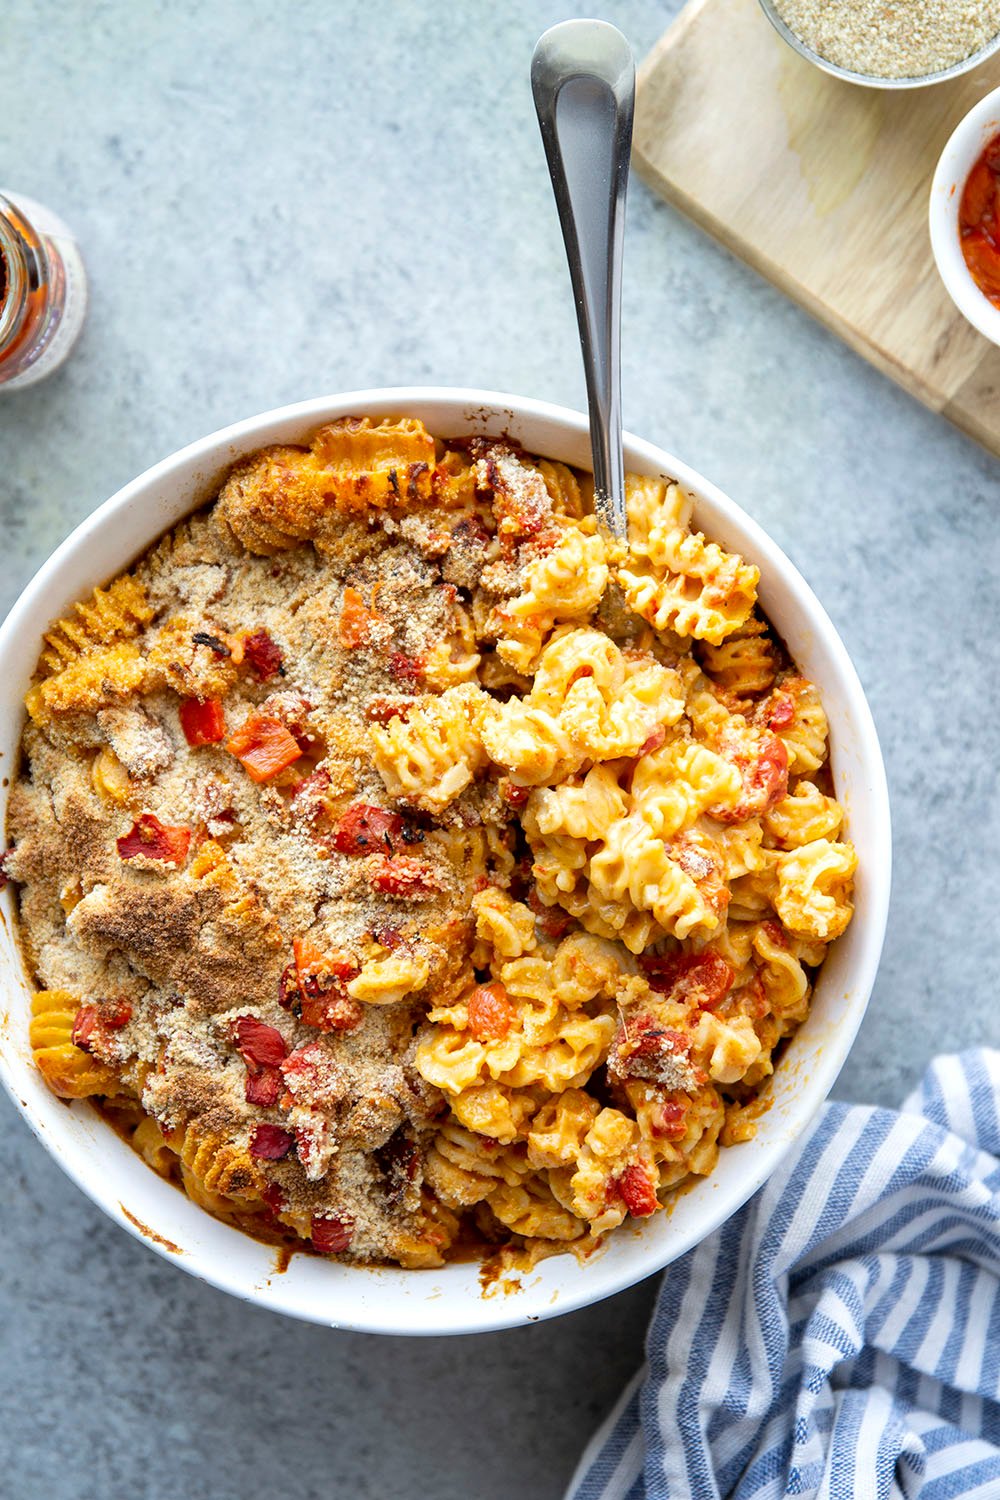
[634,0,1000,453]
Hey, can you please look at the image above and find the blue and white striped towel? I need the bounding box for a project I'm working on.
[567,1051,1000,1500]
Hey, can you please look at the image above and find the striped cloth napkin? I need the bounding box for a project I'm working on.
[567,1051,1000,1500]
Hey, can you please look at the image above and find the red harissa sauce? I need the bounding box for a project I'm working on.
[959,132,1000,305]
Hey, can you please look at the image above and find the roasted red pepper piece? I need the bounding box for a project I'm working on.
[290,939,364,1033]
[466,982,512,1041]
[333,803,406,855]
[249,1124,295,1160]
[649,1097,689,1140]
[71,999,132,1053]
[71,1005,98,1050]
[245,1067,283,1107]
[233,1016,288,1106]
[338,587,381,649]
[234,1016,288,1068]
[369,854,439,898]
[311,1213,354,1254]
[613,1162,660,1218]
[640,951,735,1011]
[242,629,284,682]
[117,813,191,866]
[179,696,226,747]
[388,650,424,689]
[226,713,302,783]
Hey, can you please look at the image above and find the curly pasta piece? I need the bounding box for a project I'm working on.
[472,886,537,959]
[775,838,857,941]
[25,643,147,726]
[631,738,742,838]
[617,479,758,644]
[415,973,615,1097]
[217,419,437,554]
[588,818,725,946]
[526,1089,601,1168]
[698,618,777,696]
[528,765,629,842]
[38,576,153,677]
[774,676,829,774]
[483,629,684,786]
[565,1109,645,1233]
[538,459,588,519]
[752,923,812,1022]
[450,1083,540,1145]
[168,1116,264,1202]
[488,1178,584,1240]
[424,1122,529,1207]
[370,683,494,812]
[764,780,843,848]
[29,992,120,1098]
[347,950,431,1006]
[489,522,608,671]
[132,1114,178,1176]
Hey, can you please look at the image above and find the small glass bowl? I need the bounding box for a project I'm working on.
[756,0,1000,90]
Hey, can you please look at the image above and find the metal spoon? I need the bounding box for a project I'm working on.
[531,20,635,540]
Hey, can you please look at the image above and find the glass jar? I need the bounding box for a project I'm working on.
[0,192,87,391]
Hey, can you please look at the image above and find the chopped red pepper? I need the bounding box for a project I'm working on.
[365,695,416,725]
[249,1124,295,1160]
[71,999,132,1052]
[637,725,667,758]
[226,713,303,783]
[713,732,788,823]
[71,1005,98,1050]
[117,813,191,866]
[640,951,735,1011]
[613,1162,660,1218]
[369,854,440,899]
[99,999,132,1028]
[333,803,406,855]
[526,887,574,941]
[388,650,424,689]
[245,1066,283,1107]
[242,629,284,682]
[311,1213,354,1254]
[261,1182,286,1214]
[233,1016,288,1106]
[466,982,512,1041]
[338,587,382,649]
[290,939,364,1033]
[650,1098,689,1140]
[301,990,365,1033]
[768,693,795,730]
[179,696,226,747]
[233,1016,288,1068]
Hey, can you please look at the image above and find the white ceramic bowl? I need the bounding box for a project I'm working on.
[0,388,891,1335]
[930,84,1000,342]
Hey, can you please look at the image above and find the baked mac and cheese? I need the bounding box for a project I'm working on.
[6,417,855,1267]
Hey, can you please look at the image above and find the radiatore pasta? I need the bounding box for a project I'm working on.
[7,416,855,1268]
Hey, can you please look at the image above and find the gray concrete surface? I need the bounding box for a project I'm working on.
[2,3,998,1496]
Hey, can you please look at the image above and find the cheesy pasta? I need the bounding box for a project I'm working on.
[7,416,855,1268]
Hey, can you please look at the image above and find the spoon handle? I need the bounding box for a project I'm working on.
[531,20,635,540]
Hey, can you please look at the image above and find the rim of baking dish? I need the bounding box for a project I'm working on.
[0,388,891,1335]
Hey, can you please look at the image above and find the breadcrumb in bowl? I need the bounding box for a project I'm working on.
[758,0,1000,88]
[0,389,890,1334]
